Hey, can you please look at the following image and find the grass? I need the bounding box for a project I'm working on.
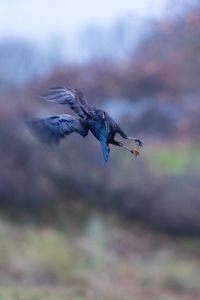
[0,213,199,299]
[0,288,83,300]
[145,143,200,174]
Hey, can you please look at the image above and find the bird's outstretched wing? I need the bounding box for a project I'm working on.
[98,126,110,163]
[27,114,88,145]
[39,86,94,118]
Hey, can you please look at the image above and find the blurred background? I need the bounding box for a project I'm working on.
[0,0,200,299]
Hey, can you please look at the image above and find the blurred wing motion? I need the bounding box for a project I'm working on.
[99,126,110,163]
[27,114,88,145]
[39,86,94,118]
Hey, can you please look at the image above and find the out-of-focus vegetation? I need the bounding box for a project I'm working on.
[0,212,200,300]
[146,144,200,174]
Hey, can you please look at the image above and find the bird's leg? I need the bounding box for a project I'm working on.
[120,144,132,153]
[110,140,140,157]
[126,137,143,148]
[119,142,140,157]
[116,128,143,148]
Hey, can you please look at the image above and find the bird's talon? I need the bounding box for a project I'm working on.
[135,139,143,148]
[131,147,140,157]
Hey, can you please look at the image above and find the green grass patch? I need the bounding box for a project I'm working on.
[0,215,199,299]
[145,144,200,174]
[0,287,84,300]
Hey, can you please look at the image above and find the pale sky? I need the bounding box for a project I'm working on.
[0,0,169,41]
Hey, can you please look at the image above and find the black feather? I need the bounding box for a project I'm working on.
[39,87,95,118]
[27,114,88,145]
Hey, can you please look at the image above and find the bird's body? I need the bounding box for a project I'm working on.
[28,87,143,162]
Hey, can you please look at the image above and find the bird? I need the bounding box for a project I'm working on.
[28,86,143,163]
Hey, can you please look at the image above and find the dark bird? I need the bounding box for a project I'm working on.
[28,86,143,163]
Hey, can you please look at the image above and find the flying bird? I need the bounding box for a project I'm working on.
[28,86,143,163]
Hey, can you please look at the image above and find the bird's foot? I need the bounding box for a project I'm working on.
[127,137,143,148]
[131,147,140,157]
[134,139,143,148]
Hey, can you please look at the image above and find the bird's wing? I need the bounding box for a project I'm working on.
[98,126,110,163]
[39,86,94,118]
[27,114,88,145]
